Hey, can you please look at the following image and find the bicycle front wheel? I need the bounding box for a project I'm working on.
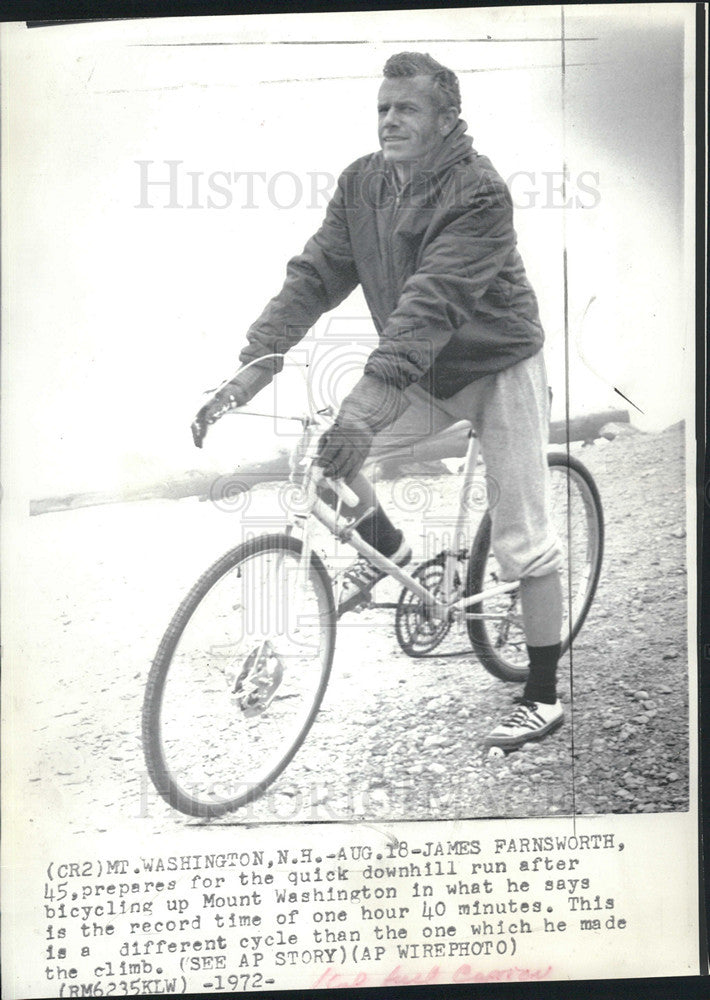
[142,533,336,817]
[466,452,604,683]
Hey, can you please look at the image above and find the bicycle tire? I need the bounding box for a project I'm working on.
[142,533,336,818]
[465,452,604,683]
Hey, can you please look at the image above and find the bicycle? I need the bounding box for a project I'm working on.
[142,370,603,818]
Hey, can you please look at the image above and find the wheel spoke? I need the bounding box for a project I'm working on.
[465,454,603,682]
[143,536,335,817]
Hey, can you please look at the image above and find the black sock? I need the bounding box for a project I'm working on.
[523,643,561,705]
[356,505,402,558]
[317,485,402,559]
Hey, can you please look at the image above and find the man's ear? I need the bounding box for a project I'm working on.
[439,106,458,136]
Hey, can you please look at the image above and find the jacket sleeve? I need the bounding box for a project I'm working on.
[239,170,360,376]
[363,174,516,391]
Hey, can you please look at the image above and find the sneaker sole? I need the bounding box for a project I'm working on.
[483,712,564,750]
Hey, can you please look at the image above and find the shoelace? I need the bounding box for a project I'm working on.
[500,699,540,729]
[344,556,381,589]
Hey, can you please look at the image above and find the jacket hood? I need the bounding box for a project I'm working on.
[380,118,473,190]
[421,118,473,175]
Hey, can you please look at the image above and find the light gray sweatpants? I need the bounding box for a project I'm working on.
[366,350,562,582]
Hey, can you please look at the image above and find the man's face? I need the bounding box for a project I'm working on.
[377,75,453,166]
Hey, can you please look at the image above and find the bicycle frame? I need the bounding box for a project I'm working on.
[144,365,602,819]
[286,414,519,623]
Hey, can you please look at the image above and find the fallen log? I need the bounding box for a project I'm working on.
[549,408,629,445]
[30,409,629,516]
[29,454,290,517]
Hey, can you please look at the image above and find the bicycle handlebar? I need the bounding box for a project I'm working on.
[312,467,359,509]
[196,353,360,506]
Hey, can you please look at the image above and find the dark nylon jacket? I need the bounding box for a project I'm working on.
[239,120,544,409]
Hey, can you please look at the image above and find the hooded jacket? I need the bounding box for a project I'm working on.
[239,120,544,416]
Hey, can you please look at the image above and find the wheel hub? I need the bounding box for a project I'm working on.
[232,640,285,717]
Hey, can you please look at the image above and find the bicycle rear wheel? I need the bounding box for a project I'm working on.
[142,533,335,817]
[465,452,603,682]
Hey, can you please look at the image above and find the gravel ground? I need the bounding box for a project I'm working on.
[15,422,689,835]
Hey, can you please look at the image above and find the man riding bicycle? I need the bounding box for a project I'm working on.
[192,52,564,750]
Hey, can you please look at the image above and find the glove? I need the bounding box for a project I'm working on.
[316,373,410,481]
[337,373,409,432]
[316,418,374,483]
[191,365,272,448]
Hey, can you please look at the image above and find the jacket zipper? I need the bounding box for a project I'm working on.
[385,178,403,308]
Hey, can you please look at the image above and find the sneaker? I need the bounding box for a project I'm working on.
[335,538,412,616]
[484,698,564,749]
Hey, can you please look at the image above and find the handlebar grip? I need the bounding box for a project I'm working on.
[322,475,359,509]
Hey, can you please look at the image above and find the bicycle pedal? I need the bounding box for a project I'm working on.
[336,594,372,619]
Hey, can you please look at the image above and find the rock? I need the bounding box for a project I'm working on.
[428,762,447,776]
[667,772,680,782]
[662,649,680,660]
[603,719,621,730]
[634,690,650,701]
[510,759,536,774]
[671,527,686,538]
[423,734,451,749]
[599,422,636,440]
